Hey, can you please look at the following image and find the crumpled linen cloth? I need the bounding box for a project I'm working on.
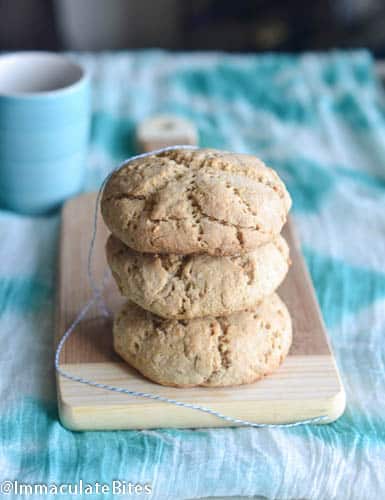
[1,50,385,500]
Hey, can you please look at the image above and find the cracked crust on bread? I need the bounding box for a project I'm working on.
[106,234,290,319]
[101,148,291,256]
[113,294,292,387]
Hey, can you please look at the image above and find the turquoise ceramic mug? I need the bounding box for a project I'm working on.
[0,52,90,214]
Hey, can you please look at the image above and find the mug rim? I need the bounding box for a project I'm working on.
[0,51,88,99]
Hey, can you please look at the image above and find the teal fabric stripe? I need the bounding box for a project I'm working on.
[2,397,385,499]
[304,248,385,328]
[0,276,52,314]
[91,112,136,160]
[270,157,336,212]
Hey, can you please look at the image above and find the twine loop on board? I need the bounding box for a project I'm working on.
[55,145,327,429]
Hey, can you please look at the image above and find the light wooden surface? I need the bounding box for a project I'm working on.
[56,192,345,430]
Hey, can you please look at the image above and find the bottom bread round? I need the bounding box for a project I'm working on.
[113,293,292,388]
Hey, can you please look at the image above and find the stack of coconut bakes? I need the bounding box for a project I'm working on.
[101,148,292,388]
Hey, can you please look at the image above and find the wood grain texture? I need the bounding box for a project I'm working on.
[56,193,345,430]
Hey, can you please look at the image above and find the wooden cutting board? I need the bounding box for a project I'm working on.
[56,192,345,430]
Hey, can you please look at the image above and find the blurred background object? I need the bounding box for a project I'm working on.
[54,0,182,50]
[136,115,198,152]
[1,0,385,55]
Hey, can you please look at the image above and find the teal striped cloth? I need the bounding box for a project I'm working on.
[1,50,385,499]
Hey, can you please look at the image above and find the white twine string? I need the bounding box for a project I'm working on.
[55,145,327,428]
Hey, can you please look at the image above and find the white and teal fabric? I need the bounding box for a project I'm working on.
[1,50,385,499]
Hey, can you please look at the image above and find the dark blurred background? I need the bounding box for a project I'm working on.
[1,0,385,56]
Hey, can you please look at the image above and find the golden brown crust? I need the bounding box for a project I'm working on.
[101,148,291,256]
[107,234,290,319]
[113,294,292,387]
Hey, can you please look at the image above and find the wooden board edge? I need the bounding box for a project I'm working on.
[55,192,96,348]
[56,355,346,431]
[283,219,335,356]
[57,387,346,431]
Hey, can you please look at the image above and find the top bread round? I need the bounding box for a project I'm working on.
[101,148,291,256]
